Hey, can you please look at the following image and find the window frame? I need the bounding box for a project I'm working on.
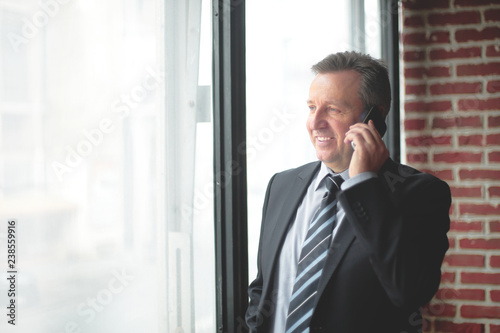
[211,0,400,330]
[380,0,401,163]
[212,0,249,332]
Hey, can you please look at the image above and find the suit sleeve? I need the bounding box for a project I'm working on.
[246,174,276,332]
[338,170,451,310]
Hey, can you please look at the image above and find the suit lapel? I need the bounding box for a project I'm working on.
[266,162,321,277]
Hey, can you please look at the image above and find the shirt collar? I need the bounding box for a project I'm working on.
[314,162,350,191]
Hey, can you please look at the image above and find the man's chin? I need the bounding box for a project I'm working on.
[316,155,349,172]
[315,150,335,163]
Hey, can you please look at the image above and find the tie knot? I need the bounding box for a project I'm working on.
[326,174,343,193]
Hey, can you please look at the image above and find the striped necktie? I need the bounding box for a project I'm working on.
[285,174,343,333]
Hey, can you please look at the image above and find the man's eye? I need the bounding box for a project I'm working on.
[328,107,340,113]
[308,105,316,112]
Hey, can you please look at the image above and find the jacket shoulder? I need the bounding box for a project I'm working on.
[378,158,451,199]
[263,161,320,204]
[273,161,320,181]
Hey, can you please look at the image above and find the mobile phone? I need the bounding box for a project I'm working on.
[350,106,387,150]
[361,105,387,137]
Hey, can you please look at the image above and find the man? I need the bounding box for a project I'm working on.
[245,51,451,332]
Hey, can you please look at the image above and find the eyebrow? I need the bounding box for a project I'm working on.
[306,99,353,110]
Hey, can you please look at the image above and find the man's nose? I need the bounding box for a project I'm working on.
[310,108,327,128]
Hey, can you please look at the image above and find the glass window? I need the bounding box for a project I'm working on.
[0,0,214,332]
[246,0,382,279]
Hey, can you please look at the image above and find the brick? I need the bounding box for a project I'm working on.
[461,204,500,216]
[402,0,450,10]
[404,66,451,78]
[403,67,423,79]
[423,303,456,317]
[434,321,484,333]
[443,254,485,267]
[458,135,484,146]
[433,152,482,163]
[491,290,500,301]
[405,84,427,95]
[404,16,424,27]
[487,80,500,93]
[490,152,500,162]
[487,134,500,145]
[403,31,450,45]
[485,9,500,22]
[430,47,481,60]
[486,45,500,57]
[490,187,500,198]
[422,318,431,333]
[491,256,500,268]
[456,27,500,42]
[449,236,455,248]
[488,149,500,161]
[431,82,481,95]
[407,152,428,163]
[492,324,500,333]
[450,186,482,198]
[455,0,500,6]
[461,305,500,319]
[462,272,500,284]
[460,238,500,249]
[403,50,426,62]
[490,116,500,127]
[406,135,451,147]
[436,288,485,301]
[450,221,483,232]
[457,62,500,76]
[406,100,452,112]
[459,97,500,111]
[460,169,500,180]
[428,11,480,26]
[441,271,456,283]
[432,116,482,129]
[404,118,426,130]
[491,221,500,233]
[426,66,452,78]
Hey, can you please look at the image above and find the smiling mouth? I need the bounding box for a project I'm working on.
[317,136,333,142]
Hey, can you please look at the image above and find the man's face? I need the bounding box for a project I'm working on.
[306,70,365,173]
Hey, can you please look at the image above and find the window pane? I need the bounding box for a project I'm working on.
[0,0,214,332]
[246,0,381,279]
[364,0,382,58]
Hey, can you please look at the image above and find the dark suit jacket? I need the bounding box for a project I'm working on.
[246,158,451,333]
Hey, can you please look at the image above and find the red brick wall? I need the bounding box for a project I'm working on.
[401,0,500,331]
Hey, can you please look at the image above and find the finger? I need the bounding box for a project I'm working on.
[345,124,378,146]
[350,120,380,139]
[367,120,383,139]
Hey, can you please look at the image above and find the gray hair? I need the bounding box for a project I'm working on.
[311,51,391,117]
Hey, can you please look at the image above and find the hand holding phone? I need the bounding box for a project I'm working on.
[346,105,390,177]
